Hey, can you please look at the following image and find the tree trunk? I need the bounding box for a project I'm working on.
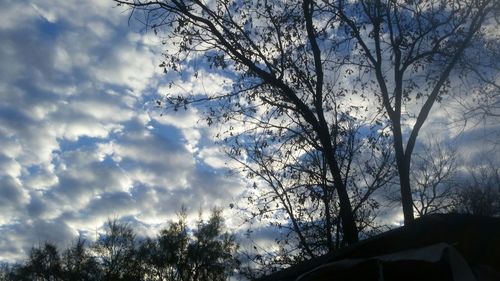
[397,158,415,224]
[321,136,359,244]
[393,127,415,224]
[336,180,359,244]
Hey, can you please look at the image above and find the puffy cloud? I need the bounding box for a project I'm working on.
[0,0,242,263]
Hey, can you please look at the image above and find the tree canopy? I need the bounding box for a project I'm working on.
[0,209,239,281]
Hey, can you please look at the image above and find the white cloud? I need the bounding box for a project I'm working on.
[152,108,205,152]
[0,0,241,262]
[0,155,22,179]
[198,146,229,169]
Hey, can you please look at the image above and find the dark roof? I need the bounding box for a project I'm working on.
[256,214,500,281]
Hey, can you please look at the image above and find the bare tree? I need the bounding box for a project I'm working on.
[328,0,499,223]
[454,163,500,217]
[410,140,457,216]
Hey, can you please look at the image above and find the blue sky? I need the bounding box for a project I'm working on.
[0,0,498,263]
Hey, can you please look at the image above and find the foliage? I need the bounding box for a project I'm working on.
[61,238,101,281]
[139,209,240,281]
[0,209,239,281]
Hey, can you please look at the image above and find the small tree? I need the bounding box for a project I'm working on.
[60,238,100,281]
[9,243,63,281]
[92,220,142,281]
[410,141,457,216]
[188,209,240,281]
[454,164,500,217]
[139,211,190,280]
[139,208,239,281]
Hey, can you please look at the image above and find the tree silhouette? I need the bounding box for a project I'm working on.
[113,0,499,241]
[0,209,239,281]
[6,243,63,281]
[454,164,500,217]
[233,120,394,274]
[330,0,498,223]
[188,209,240,281]
[410,141,457,216]
[113,0,368,244]
[92,220,142,281]
[60,238,100,281]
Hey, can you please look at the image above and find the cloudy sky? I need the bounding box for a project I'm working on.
[0,0,249,262]
[0,0,498,263]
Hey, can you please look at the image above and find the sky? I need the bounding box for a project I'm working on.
[0,0,248,262]
[0,0,498,263]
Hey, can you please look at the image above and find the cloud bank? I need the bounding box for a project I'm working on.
[0,0,243,261]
